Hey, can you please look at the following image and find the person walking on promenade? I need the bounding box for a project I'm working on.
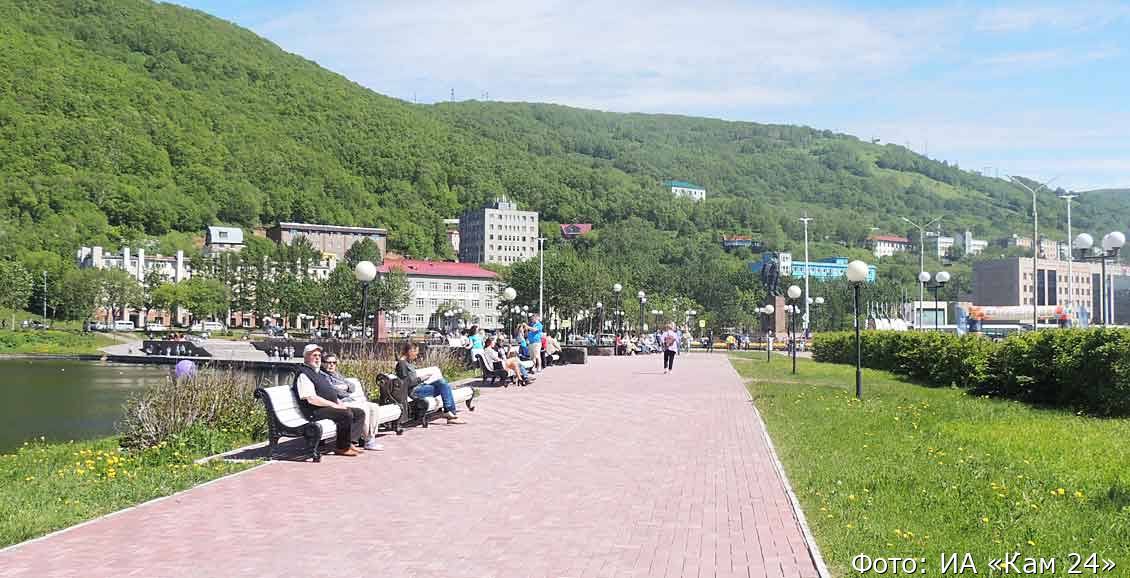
[660,322,679,374]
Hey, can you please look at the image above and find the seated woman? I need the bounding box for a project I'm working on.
[480,337,517,383]
[543,333,561,365]
[321,353,384,451]
[396,342,465,424]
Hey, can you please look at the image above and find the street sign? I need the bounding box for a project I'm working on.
[698,319,706,328]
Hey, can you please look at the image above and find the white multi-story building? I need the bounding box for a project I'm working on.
[959,230,988,256]
[927,233,956,259]
[78,246,189,284]
[379,259,503,331]
[867,234,912,258]
[663,180,706,201]
[458,197,540,265]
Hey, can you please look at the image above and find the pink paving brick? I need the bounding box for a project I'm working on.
[0,354,821,578]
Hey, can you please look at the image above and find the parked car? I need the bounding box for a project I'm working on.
[113,320,136,332]
[201,321,225,332]
[85,321,110,332]
[189,322,203,332]
[146,323,169,333]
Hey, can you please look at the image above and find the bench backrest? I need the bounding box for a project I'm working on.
[259,385,309,429]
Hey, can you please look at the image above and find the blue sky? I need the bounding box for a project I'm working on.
[171,0,1130,191]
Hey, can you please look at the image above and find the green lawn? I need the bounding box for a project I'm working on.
[0,329,118,354]
[730,353,1130,576]
[0,434,256,547]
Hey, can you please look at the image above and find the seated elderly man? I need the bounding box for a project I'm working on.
[321,353,384,451]
[293,344,366,457]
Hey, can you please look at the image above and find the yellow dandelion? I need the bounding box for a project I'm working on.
[1027,540,1036,546]
[1056,488,1066,496]
[1074,490,1084,499]
[981,517,989,523]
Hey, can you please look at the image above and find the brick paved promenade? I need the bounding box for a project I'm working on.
[0,354,821,578]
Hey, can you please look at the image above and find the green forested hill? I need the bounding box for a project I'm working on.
[0,0,1117,265]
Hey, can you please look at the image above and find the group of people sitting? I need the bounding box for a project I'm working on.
[463,314,562,386]
[292,340,464,457]
[611,324,692,357]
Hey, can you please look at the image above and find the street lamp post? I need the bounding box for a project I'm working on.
[613,283,623,334]
[799,212,813,334]
[903,216,942,329]
[811,297,824,332]
[917,271,932,329]
[787,285,802,374]
[596,302,604,335]
[353,261,377,347]
[1059,192,1079,321]
[758,305,775,363]
[847,260,870,399]
[1011,176,1058,330]
[1072,232,1126,325]
[637,291,646,335]
[924,272,951,330]
[503,286,517,334]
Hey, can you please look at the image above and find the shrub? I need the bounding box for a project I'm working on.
[117,369,266,450]
[811,328,1130,416]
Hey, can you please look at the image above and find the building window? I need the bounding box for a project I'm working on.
[443,282,452,292]
[472,300,480,308]
[416,298,424,308]
[400,314,410,324]
[430,298,438,307]
[457,283,466,292]
[471,283,480,292]
[430,282,438,290]
[415,281,425,289]
[415,314,425,325]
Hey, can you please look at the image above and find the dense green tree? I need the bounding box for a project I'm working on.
[0,260,34,327]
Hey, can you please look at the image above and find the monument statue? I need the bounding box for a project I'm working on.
[760,252,781,296]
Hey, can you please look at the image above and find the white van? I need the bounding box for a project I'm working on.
[113,320,136,332]
[201,321,225,332]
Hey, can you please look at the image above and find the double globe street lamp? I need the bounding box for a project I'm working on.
[1073,231,1125,326]
[918,271,951,331]
[786,285,803,374]
[755,304,775,363]
[613,283,623,334]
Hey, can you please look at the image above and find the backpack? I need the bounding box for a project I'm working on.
[376,373,410,407]
[663,332,676,347]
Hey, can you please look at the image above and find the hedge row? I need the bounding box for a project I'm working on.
[812,329,1130,416]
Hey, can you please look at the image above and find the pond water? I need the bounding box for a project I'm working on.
[0,359,172,453]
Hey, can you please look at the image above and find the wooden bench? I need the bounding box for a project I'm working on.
[377,373,476,429]
[255,384,402,462]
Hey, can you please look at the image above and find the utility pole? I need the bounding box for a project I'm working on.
[1011,176,1058,330]
[1058,192,1078,321]
[537,237,546,319]
[902,216,941,330]
[799,213,813,334]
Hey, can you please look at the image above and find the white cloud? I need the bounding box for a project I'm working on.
[254,0,936,111]
[979,47,1119,67]
[974,2,1130,33]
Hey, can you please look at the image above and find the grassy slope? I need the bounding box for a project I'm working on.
[730,353,1130,575]
[0,329,117,354]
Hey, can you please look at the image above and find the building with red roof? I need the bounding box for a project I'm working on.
[378,258,504,332]
[560,223,593,239]
[867,233,912,259]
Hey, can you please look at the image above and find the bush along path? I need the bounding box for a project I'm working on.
[812,328,1130,416]
[731,353,1130,576]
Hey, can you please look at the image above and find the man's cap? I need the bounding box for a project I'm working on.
[302,343,323,356]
